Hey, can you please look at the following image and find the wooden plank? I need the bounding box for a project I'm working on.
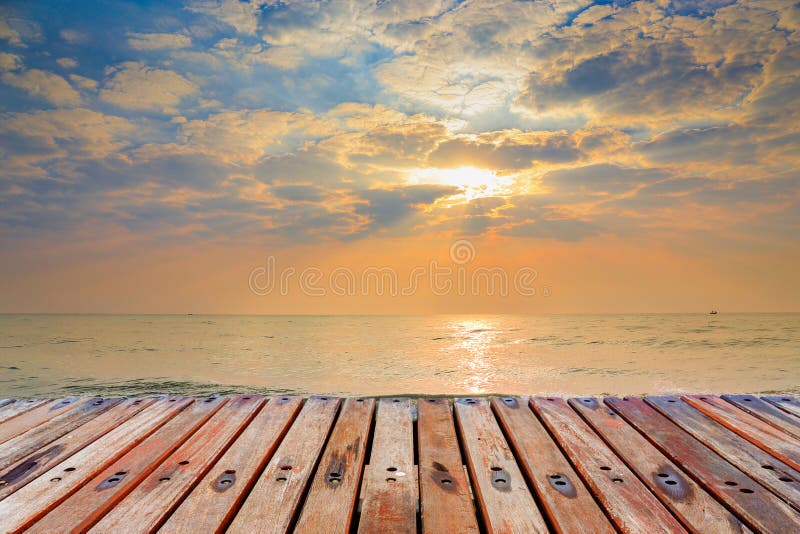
[609,396,800,533]
[417,397,479,534]
[0,396,121,473]
[89,395,263,532]
[723,395,800,438]
[357,398,415,534]
[530,397,685,533]
[570,397,750,533]
[0,399,50,425]
[228,395,341,534]
[0,396,196,532]
[28,396,225,533]
[763,395,800,418]
[683,395,800,472]
[293,397,374,534]
[159,396,302,533]
[0,398,80,444]
[454,397,548,533]
[0,397,154,500]
[492,397,612,534]
[646,396,800,508]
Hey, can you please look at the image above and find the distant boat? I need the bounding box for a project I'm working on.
[709,310,718,315]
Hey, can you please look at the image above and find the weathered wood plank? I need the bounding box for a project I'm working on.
[227,395,341,534]
[493,397,613,534]
[160,396,302,533]
[28,396,224,533]
[417,397,479,534]
[0,396,121,473]
[293,397,375,534]
[0,397,154,500]
[0,396,195,532]
[455,397,548,534]
[646,396,800,508]
[0,399,50,425]
[0,398,80,444]
[683,395,800,472]
[609,396,800,533]
[763,395,800,418]
[723,395,800,438]
[530,397,685,534]
[570,397,749,533]
[89,395,262,532]
[357,398,416,534]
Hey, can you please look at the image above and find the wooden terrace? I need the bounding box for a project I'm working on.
[0,393,799,532]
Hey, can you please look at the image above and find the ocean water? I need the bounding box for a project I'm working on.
[0,314,798,398]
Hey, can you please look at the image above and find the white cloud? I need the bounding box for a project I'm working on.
[69,74,98,90]
[56,57,78,69]
[2,69,81,106]
[59,28,88,44]
[178,108,336,164]
[127,32,192,51]
[187,0,266,35]
[99,62,198,113]
[0,52,22,71]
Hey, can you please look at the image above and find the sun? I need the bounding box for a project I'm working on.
[407,166,513,201]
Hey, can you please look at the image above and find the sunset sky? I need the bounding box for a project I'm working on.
[1,0,798,313]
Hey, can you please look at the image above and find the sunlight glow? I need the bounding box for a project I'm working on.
[407,166,514,201]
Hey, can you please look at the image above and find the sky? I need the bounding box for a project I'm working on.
[0,0,798,314]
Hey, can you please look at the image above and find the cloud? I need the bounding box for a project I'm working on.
[127,32,192,51]
[540,164,667,196]
[56,57,78,69]
[187,0,266,36]
[0,108,138,163]
[1,69,81,106]
[271,184,329,203]
[69,74,98,90]
[0,52,22,71]
[99,62,198,113]
[354,184,460,233]
[500,218,599,242]
[178,108,335,164]
[59,28,87,44]
[428,131,581,170]
[0,10,41,47]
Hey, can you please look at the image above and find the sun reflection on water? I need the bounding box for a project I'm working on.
[449,319,499,393]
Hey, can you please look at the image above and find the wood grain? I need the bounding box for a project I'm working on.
[683,395,800,472]
[0,397,153,500]
[609,396,800,533]
[722,394,800,439]
[646,395,800,508]
[227,395,341,534]
[0,399,50,425]
[493,397,613,534]
[160,395,302,533]
[455,397,548,534]
[357,397,416,534]
[292,397,375,534]
[0,397,121,473]
[570,396,749,533]
[417,397,479,534]
[531,397,686,534]
[0,398,80,445]
[0,396,194,532]
[89,395,262,532]
[27,396,224,533]
[763,395,800,418]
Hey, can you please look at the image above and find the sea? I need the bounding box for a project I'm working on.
[0,313,798,398]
